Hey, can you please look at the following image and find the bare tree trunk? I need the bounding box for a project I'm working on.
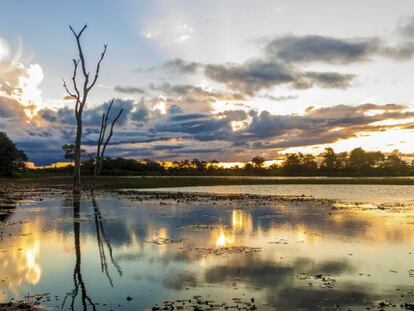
[92,99,123,191]
[74,118,83,191]
[63,24,107,194]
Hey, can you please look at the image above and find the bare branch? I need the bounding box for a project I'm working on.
[62,79,76,98]
[88,44,108,92]
[69,24,87,38]
[71,59,81,100]
[69,24,89,82]
[97,108,123,175]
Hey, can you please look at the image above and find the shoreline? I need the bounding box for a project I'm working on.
[2,176,414,189]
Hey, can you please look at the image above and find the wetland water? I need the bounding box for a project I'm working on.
[1,185,414,310]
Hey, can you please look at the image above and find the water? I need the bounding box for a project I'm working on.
[142,184,414,205]
[1,185,414,310]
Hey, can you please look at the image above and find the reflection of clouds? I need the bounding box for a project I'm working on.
[202,256,384,309]
[267,286,375,311]
[162,270,197,290]
[204,256,353,286]
[3,195,414,308]
[0,220,42,298]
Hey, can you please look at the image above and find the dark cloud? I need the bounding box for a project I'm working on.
[242,103,414,148]
[266,34,414,64]
[205,60,295,95]
[0,96,28,120]
[204,59,355,94]
[296,71,355,89]
[24,100,414,164]
[162,58,200,74]
[114,86,146,94]
[37,98,134,127]
[130,98,149,122]
[266,35,379,64]
[398,14,414,38]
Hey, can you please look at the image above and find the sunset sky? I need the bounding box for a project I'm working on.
[1,0,414,164]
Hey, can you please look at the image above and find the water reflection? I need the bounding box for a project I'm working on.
[1,191,414,310]
[60,194,123,310]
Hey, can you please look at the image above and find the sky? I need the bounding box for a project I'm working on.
[1,0,414,164]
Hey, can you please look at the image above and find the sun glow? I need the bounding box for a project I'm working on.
[0,38,10,60]
[0,221,42,298]
[19,64,43,108]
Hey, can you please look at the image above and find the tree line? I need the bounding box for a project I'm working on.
[1,131,414,177]
[28,146,414,177]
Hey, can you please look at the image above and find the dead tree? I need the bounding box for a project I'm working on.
[93,99,123,189]
[63,24,107,193]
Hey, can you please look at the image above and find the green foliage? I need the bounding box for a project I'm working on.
[0,132,28,177]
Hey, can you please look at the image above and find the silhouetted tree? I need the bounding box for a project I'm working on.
[63,24,108,193]
[0,132,27,177]
[63,144,87,164]
[301,154,318,174]
[380,152,409,176]
[347,147,384,175]
[251,156,265,168]
[281,153,302,175]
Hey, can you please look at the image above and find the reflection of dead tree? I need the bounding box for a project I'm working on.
[63,24,107,193]
[92,197,122,287]
[61,193,96,311]
[92,99,123,191]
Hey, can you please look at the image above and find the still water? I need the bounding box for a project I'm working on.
[142,184,414,205]
[1,185,414,310]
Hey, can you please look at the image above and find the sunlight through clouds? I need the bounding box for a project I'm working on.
[0,38,9,60]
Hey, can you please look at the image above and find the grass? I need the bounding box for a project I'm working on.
[2,175,414,189]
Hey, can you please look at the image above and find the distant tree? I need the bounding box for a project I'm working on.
[380,153,409,176]
[281,153,302,175]
[301,154,318,174]
[62,144,87,164]
[320,147,338,174]
[0,132,27,177]
[251,156,265,168]
[347,147,384,174]
[191,158,207,171]
[243,162,254,171]
[208,159,220,170]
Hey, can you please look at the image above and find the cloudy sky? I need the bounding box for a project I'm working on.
[1,0,414,164]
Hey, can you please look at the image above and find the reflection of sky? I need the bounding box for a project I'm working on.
[1,194,414,309]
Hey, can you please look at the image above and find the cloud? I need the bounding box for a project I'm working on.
[242,103,414,149]
[130,98,150,122]
[204,60,355,94]
[398,14,414,38]
[114,86,146,94]
[265,34,414,64]
[265,35,379,64]
[0,38,10,60]
[16,98,414,164]
[150,83,245,112]
[162,58,200,74]
[296,72,355,89]
[0,96,28,121]
[141,21,195,45]
[205,60,295,95]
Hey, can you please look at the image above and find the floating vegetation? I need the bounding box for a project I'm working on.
[151,295,257,311]
[145,237,185,245]
[181,224,230,231]
[195,246,261,256]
